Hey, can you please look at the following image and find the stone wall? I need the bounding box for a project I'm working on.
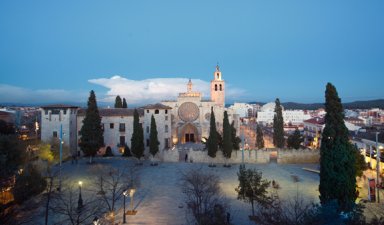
[161,148,271,164]
[277,149,320,164]
[161,148,320,164]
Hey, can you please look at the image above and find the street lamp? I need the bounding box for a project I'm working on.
[126,187,137,215]
[92,216,99,225]
[78,181,83,210]
[123,190,129,223]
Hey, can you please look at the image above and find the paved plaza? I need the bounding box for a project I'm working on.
[56,157,321,225]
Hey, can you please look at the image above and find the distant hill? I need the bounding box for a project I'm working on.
[247,99,384,110]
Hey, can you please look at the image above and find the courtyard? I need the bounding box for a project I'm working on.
[52,157,320,225]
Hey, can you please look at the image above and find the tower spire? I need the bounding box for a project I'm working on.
[187,78,193,92]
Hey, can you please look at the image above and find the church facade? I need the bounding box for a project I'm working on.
[162,65,239,146]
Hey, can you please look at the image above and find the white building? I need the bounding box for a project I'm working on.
[229,103,253,118]
[77,105,172,155]
[256,102,310,125]
[40,104,79,154]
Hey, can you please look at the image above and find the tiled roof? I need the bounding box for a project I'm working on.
[142,103,172,110]
[0,111,14,116]
[41,104,79,109]
[304,117,325,125]
[345,117,364,122]
[77,108,144,117]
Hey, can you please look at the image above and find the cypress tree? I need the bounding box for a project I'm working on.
[122,98,128,108]
[256,125,265,149]
[319,83,357,212]
[273,98,285,148]
[287,128,303,149]
[207,107,218,159]
[114,95,122,108]
[131,109,144,160]
[231,121,241,150]
[79,90,104,163]
[149,115,159,157]
[222,111,232,161]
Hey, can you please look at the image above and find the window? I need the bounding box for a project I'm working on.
[155,109,159,114]
[53,131,58,138]
[165,116,168,121]
[217,73,219,79]
[110,123,114,129]
[215,84,217,91]
[146,139,149,147]
[146,126,149,133]
[219,84,222,91]
[45,110,48,115]
[147,110,149,113]
[119,123,125,132]
[51,109,59,114]
[120,136,125,146]
[63,109,67,115]
[165,125,168,133]
[165,138,169,148]
[165,110,168,114]
[78,130,81,135]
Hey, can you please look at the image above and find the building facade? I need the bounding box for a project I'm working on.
[40,105,79,154]
[256,102,310,125]
[162,66,239,145]
[41,66,239,156]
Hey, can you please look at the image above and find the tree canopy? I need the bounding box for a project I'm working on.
[235,165,270,216]
[114,95,122,108]
[131,109,144,160]
[273,98,285,148]
[149,115,159,157]
[256,125,265,149]
[319,83,357,212]
[207,107,218,158]
[122,98,127,108]
[287,128,303,149]
[222,111,232,160]
[79,90,104,162]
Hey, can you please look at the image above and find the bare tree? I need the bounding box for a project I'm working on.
[255,190,314,225]
[92,164,140,223]
[50,184,103,225]
[180,168,231,225]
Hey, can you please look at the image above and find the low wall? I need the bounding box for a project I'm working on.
[161,148,271,164]
[277,149,320,164]
[161,148,320,164]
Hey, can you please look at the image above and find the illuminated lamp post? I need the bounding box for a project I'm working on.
[127,186,137,215]
[78,181,83,210]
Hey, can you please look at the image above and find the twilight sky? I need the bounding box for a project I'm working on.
[0,0,383,105]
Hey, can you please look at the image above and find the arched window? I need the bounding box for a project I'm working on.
[219,84,222,91]
[217,73,220,79]
[215,84,218,91]
[165,125,169,133]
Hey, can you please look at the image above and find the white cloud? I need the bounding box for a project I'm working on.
[0,84,87,104]
[0,77,246,105]
[88,76,246,104]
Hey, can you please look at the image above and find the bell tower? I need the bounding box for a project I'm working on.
[210,64,225,107]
